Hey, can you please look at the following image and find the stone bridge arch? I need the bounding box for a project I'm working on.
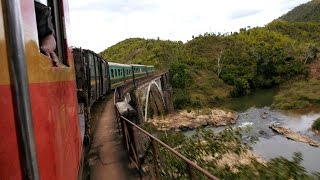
[117,73,173,123]
[133,76,173,122]
[143,81,166,122]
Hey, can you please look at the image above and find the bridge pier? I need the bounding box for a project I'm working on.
[161,73,174,113]
[129,72,174,122]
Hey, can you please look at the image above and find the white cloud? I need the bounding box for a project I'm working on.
[68,0,311,52]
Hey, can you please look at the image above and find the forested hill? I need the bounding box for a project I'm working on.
[280,0,320,23]
[100,3,320,109]
[100,38,184,69]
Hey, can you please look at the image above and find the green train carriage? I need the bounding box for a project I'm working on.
[109,62,132,88]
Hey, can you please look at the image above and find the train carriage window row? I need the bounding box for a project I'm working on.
[73,49,156,106]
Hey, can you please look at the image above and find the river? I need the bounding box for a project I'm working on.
[194,89,320,173]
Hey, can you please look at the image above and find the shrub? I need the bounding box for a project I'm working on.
[312,118,320,131]
[173,90,191,109]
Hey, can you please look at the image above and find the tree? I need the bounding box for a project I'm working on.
[304,45,319,64]
[217,50,224,78]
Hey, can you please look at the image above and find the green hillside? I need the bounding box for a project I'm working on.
[100,38,185,69]
[280,0,320,23]
[100,2,320,109]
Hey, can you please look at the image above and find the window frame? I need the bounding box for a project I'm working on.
[46,0,68,65]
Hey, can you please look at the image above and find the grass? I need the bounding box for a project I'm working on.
[273,80,320,110]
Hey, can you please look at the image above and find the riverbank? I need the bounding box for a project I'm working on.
[150,108,237,131]
[273,79,320,110]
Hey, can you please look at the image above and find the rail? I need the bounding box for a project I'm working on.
[113,86,218,179]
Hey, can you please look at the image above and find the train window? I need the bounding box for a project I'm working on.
[110,69,113,78]
[45,0,68,65]
[36,0,47,5]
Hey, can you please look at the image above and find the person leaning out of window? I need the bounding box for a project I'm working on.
[34,0,59,66]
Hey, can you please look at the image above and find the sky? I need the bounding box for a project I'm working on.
[68,0,311,53]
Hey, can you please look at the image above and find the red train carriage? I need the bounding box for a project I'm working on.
[0,0,82,179]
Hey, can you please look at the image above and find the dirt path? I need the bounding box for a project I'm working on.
[88,96,140,180]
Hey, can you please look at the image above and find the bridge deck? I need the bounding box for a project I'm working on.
[89,95,140,180]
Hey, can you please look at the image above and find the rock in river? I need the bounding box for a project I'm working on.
[270,124,320,147]
[150,109,238,131]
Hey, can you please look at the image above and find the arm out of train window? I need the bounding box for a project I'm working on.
[34,1,59,66]
[49,0,68,65]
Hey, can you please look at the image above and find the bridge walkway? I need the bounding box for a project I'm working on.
[89,95,140,180]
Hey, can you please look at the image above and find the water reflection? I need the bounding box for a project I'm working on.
[218,88,279,112]
[253,136,320,173]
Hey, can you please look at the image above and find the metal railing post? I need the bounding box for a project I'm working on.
[187,164,197,180]
[151,139,160,179]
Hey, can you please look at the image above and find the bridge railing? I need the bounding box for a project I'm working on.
[113,88,218,180]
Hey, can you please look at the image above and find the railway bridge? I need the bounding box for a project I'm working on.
[88,72,218,180]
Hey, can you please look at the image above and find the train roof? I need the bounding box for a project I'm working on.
[108,62,132,67]
[72,47,107,62]
[130,64,146,67]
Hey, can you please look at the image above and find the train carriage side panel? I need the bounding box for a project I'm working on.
[101,59,108,95]
[109,62,131,89]
[73,48,87,103]
[146,65,155,76]
[124,66,132,81]
[87,52,96,106]
[94,56,100,100]
[105,61,111,92]
[98,57,103,97]
[101,60,106,95]
[132,64,147,79]
[101,60,106,94]
[0,0,82,179]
